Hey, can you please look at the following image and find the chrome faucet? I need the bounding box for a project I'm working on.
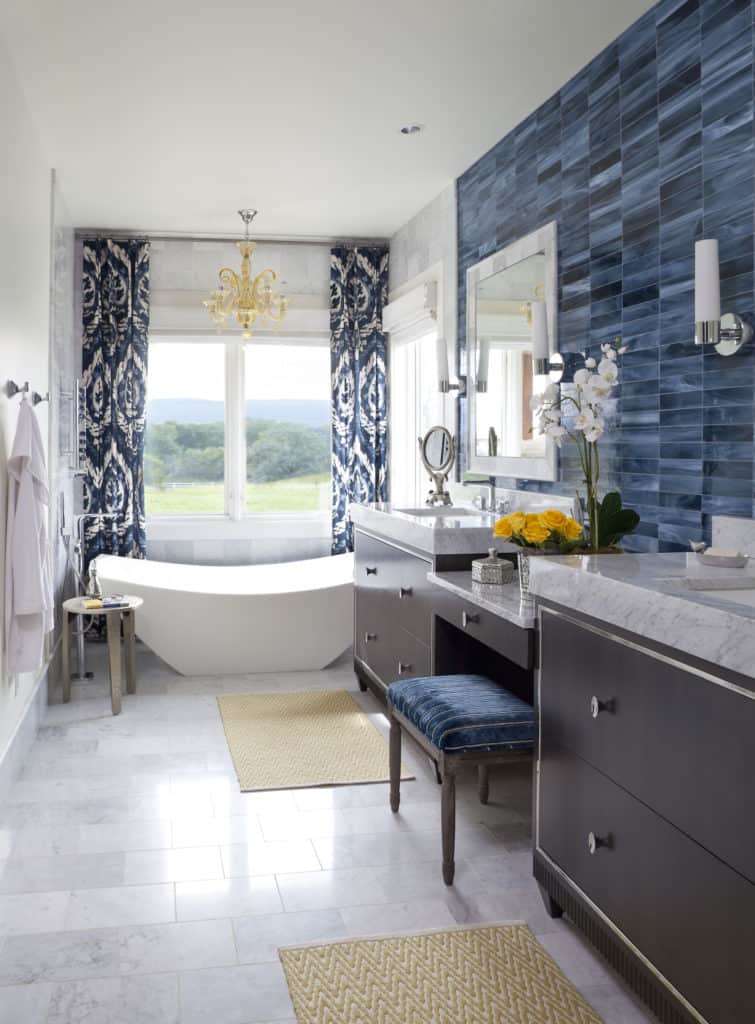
[463,480,495,512]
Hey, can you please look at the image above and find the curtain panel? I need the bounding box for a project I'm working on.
[81,238,150,566]
[330,246,389,554]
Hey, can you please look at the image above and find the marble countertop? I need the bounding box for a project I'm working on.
[529,553,755,680]
[350,502,517,556]
[428,571,536,629]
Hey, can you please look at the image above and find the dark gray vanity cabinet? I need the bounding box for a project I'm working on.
[353,530,433,695]
[535,606,755,1024]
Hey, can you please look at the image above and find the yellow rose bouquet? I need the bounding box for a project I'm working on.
[493,509,584,553]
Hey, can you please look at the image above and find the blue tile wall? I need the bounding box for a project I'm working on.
[457,0,755,551]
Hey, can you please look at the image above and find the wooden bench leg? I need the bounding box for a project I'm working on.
[389,714,401,813]
[478,764,490,805]
[441,768,456,885]
[62,611,72,703]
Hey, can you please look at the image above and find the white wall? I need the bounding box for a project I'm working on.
[0,38,53,757]
[389,183,457,359]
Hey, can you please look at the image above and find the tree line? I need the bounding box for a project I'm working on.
[144,419,330,487]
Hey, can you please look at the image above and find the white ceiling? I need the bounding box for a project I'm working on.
[1,0,653,239]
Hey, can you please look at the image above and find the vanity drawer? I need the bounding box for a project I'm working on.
[374,628,431,689]
[434,593,534,670]
[539,742,755,1024]
[540,608,755,884]
[354,530,433,644]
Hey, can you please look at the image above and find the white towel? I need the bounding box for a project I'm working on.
[5,398,53,674]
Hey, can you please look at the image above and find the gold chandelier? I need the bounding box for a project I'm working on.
[204,209,288,339]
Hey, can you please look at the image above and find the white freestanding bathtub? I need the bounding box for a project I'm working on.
[93,553,354,676]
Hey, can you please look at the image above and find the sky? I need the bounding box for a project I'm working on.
[148,340,330,402]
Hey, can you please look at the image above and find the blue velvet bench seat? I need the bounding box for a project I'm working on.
[387,674,535,885]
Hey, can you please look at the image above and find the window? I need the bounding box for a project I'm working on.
[390,330,448,507]
[245,343,330,514]
[144,342,226,515]
[144,337,331,518]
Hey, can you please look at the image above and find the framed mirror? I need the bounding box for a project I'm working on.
[466,221,558,481]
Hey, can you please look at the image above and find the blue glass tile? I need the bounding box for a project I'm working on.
[455,0,755,542]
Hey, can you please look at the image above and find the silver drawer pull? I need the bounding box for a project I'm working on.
[364,632,377,643]
[397,661,413,674]
[462,611,480,628]
[365,566,378,576]
[587,831,611,855]
[590,696,615,718]
[398,586,413,598]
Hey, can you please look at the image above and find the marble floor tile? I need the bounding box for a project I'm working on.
[46,973,180,1024]
[7,824,82,857]
[0,889,70,937]
[171,815,263,849]
[312,824,504,870]
[538,924,621,988]
[0,851,124,894]
[118,919,237,975]
[339,898,457,937]
[233,909,346,964]
[179,963,295,1024]
[64,883,176,930]
[445,884,566,937]
[0,828,14,858]
[221,839,321,878]
[0,981,53,1024]
[580,979,660,1023]
[123,846,224,885]
[275,865,390,913]
[0,927,121,985]
[371,858,488,901]
[0,644,656,1024]
[79,820,174,854]
[175,876,282,921]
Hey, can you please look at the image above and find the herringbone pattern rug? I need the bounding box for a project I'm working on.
[279,923,603,1024]
[217,690,413,791]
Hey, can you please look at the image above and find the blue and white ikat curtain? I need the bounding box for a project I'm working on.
[81,239,150,566]
[330,246,389,554]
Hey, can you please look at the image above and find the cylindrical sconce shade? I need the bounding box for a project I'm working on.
[695,239,721,323]
[435,335,449,389]
[531,300,548,362]
[476,339,490,392]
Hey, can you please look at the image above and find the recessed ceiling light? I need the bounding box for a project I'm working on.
[400,123,424,135]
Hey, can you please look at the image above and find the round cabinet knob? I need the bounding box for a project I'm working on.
[365,566,378,576]
[397,662,413,674]
[398,586,413,598]
[462,611,480,628]
[587,831,610,855]
[590,696,615,718]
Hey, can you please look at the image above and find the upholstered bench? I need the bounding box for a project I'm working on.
[387,674,535,884]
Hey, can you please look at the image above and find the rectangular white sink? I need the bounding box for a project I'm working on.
[394,507,490,518]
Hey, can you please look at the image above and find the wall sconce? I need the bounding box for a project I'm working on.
[531,300,550,375]
[436,336,467,397]
[475,339,489,393]
[694,239,753,357]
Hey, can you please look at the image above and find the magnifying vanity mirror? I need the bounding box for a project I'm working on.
[418,426,456,506]
[466,221,558,481]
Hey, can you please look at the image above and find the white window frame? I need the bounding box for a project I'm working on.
[384,267,452,507]
[145,333,331,539]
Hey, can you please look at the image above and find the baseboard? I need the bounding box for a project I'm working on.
[0,655,53,802]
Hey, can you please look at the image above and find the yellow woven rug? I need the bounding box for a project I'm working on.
[217,690,413,792]
[279,923,603,1024]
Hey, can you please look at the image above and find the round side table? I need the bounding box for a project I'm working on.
[61,596,143,715]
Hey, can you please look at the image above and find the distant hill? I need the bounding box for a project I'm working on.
[147,398,329,428]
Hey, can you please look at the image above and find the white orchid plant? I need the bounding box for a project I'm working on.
[531,339,639,552]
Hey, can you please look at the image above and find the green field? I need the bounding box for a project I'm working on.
[145,473,329,516]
